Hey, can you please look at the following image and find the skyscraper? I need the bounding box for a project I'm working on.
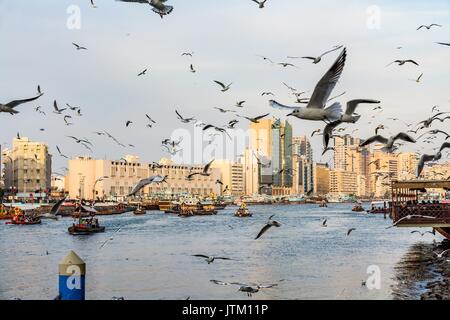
[292,136,314,194]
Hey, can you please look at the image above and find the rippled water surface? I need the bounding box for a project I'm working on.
[0,204,442,300]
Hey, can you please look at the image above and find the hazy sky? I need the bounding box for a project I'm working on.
[1,0,449,171]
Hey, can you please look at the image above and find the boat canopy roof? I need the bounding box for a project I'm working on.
[392,180,450,190]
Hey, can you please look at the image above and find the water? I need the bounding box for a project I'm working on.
[0,204,442,300]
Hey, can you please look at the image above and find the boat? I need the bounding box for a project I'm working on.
[94,202,130,215]
[133,204,146,215]
[68,204,105,235]
[0,204,14,220]
[319,200,328,208]
[234,204,252,217]
[390,180,450,239]
[352,203,365,212]
[6,207,41,225]
[367,201,391,214]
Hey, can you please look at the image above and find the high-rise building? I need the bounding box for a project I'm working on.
[292,136,314,194]
[1,137,52,194]
[314,163,330,195]
[66,156,221,200]
[333,135,362,170]
[272,119,293,188]
[329,169,358,196]
[211,160,244,196]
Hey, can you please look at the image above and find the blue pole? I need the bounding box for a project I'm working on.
[58,250,86,300]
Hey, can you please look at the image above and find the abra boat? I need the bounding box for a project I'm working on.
[367,201,391,214]
[352,203,365,212]
[68,204,105,235]
[134,204,146,215]
[234,204,252,217]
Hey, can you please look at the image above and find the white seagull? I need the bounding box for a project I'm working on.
[269,48,346,123]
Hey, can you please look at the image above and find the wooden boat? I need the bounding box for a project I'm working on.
[7,217,41,225]
[133,204,146,215]
[0,204,14,220]
[319,201,328,208]
[68,204,105,235]
[234,207,252,217]
[352,204,365,212]
[367,201,390,214]
[5,206,41,225]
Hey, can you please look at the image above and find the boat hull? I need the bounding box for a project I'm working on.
[68,225,105,235]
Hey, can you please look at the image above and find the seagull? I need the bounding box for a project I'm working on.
[255,215,281,240]
[433,250,450,258]
[237,113,270,124]
[189,64,196,73]
[386,60,419,67]
[128,175,167,196]
[67,136,93,146]
[145,114,156,125]
[261,92,274,96]
[386,215,436,229]
[416,149,447,177]
[175,110,195,123]
[322,219,328,227]
[90,0,97,8]
[186,160,215,179]
[56,146,69,159]
[125,120,133,127]
[251,0,268,9]
[278,62,297,68]
[72,43,87,50]
[347,228,356,236]
[226,119,239,129]
[411,230,435,237]
[256,55,274,63]
[214,80,232,92]
[214,107,235,113]
[210,280,279,297]
[192,254,232,264]
[360,133,416,153]
[417,130,450,141]
[137,69,148,76]
[436,42,450,47]
[417,112,450,128]
[0,93,44,115]
[182,51,194,57]
[417,24,442,30]
[269,48,346,123]
[410,73,424,83]
[300,45,343,64]
[53,101,67,114]
[148,0,174,18]
[235,101,246,108]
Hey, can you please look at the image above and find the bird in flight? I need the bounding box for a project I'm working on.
[386,60,419,67]
[137,68,148,76]
[416,24,442,30]
[210,279,280,297]
[411,230,435,237]
[237,113,270,124]
[186,159,215,179]
[128,175,168,196]
[360,132,416,153]
[255,215,281,240]
[298,45,343,64]
[175,110,195,123]
[0,93,44,115]
[436,42,450,47]
[192,254,232,264]
[72,43,87,50]
[53,101,67,114]
[251,0,268,9]
[270,48,346,123]
[214,80,233,92]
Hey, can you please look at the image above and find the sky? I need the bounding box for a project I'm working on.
[0,0,449,172]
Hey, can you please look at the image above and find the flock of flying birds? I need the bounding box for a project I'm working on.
[2,1,450,298]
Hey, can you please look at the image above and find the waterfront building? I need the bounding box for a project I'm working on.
[292,136,314,194]
[66,156,221,200]
[211,160,244,196]
[329,169,358,196]
[314,163,330,196]
[1,137,52,194]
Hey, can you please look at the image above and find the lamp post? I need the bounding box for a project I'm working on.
[92,176,109,201]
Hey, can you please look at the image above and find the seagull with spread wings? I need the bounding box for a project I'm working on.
[269,48,346,123]
[360,132,416,153]
[213,80,233,92]
[0,93,44,115]
[298,45,343,64]
[255,215,281,240]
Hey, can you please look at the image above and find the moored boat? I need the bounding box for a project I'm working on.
[6,207,41,225]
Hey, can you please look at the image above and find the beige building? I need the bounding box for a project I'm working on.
[66,156,221,200]
[242,148,259,196]
[368,145,399,198]
[314,163,330,195]
[1,137,52,193]
[211,160,244,196]
[329,169,358,196]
